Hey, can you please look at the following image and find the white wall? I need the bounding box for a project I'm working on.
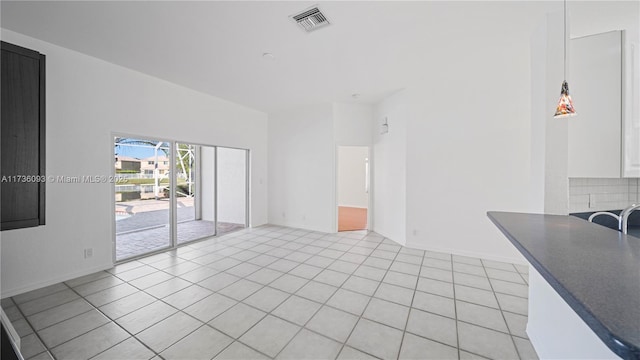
[392,2,638,263]
[530,15,548,215]
[543,12,570,215]
[200,146,216,222]
[0,29,268,297]
[337,146,368,208]
[371,8,543,260]
[372,91,407,245]
[268,102,374,233]
[369,2,635,264]
[217,147,247,224]
[269,1,636,264]
[268,103,335,232]
[403,83,528,262]
[333,103,373,147]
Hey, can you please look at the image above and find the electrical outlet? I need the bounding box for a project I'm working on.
[589,194,597,208]
[84,248,93,259]
[413,229,418,236]
[282,212,286,218]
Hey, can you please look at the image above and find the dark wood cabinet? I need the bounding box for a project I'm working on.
[1,41,45,230]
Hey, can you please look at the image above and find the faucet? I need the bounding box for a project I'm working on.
[620,204,640,234]
[588,211,621,225]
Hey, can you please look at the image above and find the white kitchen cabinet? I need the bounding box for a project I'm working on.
[623,41,640,177]
[568,30,622,178]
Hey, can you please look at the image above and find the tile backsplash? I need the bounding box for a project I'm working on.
[569,178,639,213]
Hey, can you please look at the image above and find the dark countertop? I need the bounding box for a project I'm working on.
[487,212,640,360]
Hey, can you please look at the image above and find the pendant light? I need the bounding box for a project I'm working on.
[554,0,577,118]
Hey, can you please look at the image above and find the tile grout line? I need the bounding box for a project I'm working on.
[481,258,524,360]
[22,240,261,360]
[12,289,80,320]
[267,232,379,359]
[6,297,55,360]
[168,230,373,359]
[452,258,534,358]
[395,246,427,360]
[11,226,534,360]
[245,231,528,358]
[14,295,90,328]
[149,233,293,354]
[16,284,131,360]
[450,258,510,360]
[451,254,462,360]
[173,231,507,358]
[228,231,376,357]
[59,283,162,360]
[106,232,287,360]
[333,239,403,360]
[220,231,375,359]
[147,239,300,359]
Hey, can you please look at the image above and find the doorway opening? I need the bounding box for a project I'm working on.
[337,146,370,232]
[113,136,249,261]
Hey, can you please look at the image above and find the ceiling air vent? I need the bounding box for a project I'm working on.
[292,6,330,32]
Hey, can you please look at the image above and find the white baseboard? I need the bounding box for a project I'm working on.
[399,239,527,265]
[266,220,332,234]
[337,205,368,209]
[1,263,112,299]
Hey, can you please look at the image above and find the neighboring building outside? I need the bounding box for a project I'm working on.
[141,156,170,175]
[114,155,141,173]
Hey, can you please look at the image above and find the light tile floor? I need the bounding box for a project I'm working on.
[3,225,539,360]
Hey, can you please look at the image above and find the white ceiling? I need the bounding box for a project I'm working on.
[1,1,637,113]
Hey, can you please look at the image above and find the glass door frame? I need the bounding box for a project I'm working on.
[112,133,250,264]
[175,141,216,245]
[112,133,175,263]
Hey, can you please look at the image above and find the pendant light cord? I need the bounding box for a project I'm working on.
[563,0,567,81]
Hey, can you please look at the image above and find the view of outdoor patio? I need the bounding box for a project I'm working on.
[115,198,244,260]
[114,138,247,261]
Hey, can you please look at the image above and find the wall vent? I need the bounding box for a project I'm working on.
[292,6,330,32]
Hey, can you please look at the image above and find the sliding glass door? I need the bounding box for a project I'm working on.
[114,137,172,260]
[176,143,217,244]
[114,136,249,261]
